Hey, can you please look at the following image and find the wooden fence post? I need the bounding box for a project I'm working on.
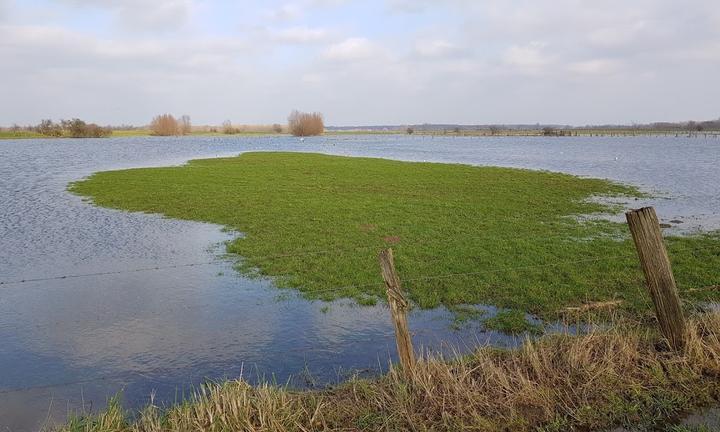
[379,248,415,373]
[626,207,686,349]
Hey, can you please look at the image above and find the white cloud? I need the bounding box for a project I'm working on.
[322,37,379,61]
[568,59,622,75]
[0,0,8,21]
[263,3,302,21]
[57,0,194,31]
[2,0,720,125]
[270,26,329,44]
[503,41,553,72]
[588,22,647,48]
[414,39,458,58]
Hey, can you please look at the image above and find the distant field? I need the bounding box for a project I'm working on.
[0,130,45,139]
[3,128,717,139]
[70,152,720,332]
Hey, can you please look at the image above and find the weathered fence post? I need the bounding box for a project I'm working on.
[379,248,415,373]
[626,207,686,349]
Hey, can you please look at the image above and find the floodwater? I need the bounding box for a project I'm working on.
[1,135,718,430]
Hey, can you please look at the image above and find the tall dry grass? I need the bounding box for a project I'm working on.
[288,110,324,136]
[219,122,285,134]
[59,312,720,432]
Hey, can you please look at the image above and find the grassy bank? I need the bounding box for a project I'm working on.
[69,152,720,331]
[61,312,720,431]
[0,130,45,139]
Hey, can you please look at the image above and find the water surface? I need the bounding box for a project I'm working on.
[1,135,718,430]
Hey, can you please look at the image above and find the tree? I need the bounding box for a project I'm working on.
[287,110,324,136]
[180,115,192,135]
[406,127,414,135]
[272,123,283,133]
[542,126,558,136]
[36,119,62,137]
[222,120,236,134]
[150,114,180,136]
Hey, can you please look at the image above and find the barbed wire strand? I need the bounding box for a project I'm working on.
[0,240,716,287]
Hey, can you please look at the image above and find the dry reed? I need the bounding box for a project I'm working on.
[60,312,720,432]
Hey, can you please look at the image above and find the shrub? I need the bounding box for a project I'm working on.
[287,110,324,136]
[222,120,237,134]
[406,127,414,135]
[62,119,111,138]
[272,123,283,133]
[150,114,181,136]
[36,119,63,137]
[33,118,111,138]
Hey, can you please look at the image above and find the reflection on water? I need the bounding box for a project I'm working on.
[1,135,718,430]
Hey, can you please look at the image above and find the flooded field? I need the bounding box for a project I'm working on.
[1,135,718,430]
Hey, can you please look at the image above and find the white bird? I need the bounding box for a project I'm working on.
[300,137,305,142]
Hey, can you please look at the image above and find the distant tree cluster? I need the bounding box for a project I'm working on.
[150,114,192,136]
[288,110,324,136]
[222,120,240,134]
[31,119,111,138]
[542,127,570,136]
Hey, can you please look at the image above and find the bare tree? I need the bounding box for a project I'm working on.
[180,115,192,135]
[222,120,236,134]
[272,123,283,133]
[288,110,324,136]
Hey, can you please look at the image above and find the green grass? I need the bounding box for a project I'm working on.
[484,309,543,334]
[0,130,45,139]
[69,152,720,327]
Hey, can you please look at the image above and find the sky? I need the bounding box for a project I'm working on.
[0,0,719,126]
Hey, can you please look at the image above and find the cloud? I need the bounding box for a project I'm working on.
[502,41,553,72]
[1,0,720,125]
[269,26,329,44]
[568,59,623,76]
[413,39,458,58]
[56,0,194,31]
[53,0,192,31]
[386,0,426,13]
[263,3,303,21]
[322,37,379,61]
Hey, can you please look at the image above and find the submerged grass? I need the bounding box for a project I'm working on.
[59,312,720,432]
[69,152,720,330]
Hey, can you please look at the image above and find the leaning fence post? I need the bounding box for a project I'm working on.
[379,248,415,373]
[626,207,686,349]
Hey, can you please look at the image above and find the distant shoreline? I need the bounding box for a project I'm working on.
[2,128,719,140]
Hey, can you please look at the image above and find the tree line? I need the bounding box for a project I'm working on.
[2,110,327,138]
[149,111,324,137]
[7,119,113,138]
